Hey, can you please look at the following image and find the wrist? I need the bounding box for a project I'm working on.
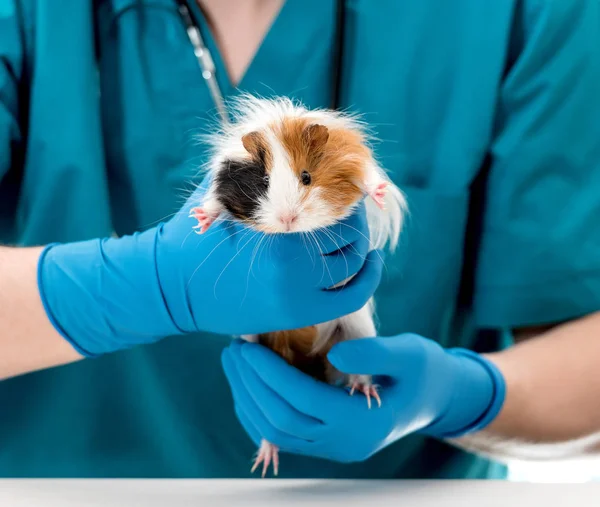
[423,348,506,439]
[37,228,182,357]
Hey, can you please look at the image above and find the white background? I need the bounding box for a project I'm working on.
[509,460,599,482]
[1,480,600,507]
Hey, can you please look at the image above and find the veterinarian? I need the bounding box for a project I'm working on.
[1,0,600,478]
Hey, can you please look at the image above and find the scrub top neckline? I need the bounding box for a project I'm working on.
[187,0,295,99]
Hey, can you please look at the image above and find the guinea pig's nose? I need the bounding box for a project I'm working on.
[278,212,298,229]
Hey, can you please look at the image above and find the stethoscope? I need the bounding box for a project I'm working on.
[176,0,346,125]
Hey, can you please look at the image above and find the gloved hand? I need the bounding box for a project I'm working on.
[222,335,505,463]
[37,184,382,357]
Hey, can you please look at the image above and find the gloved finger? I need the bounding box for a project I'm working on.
[324,225,370,259]
[313,201,368,254]
[236,401,325,462]
[234,403,262,447]
[231,346,325,440]
[327,334,426,376]
[316,235,370,290]
[222,346,262,447]
[321,250,383,309]
[222,348,311,452]
[235,342,349,420]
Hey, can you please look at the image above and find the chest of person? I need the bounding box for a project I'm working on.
[90,0,512,219]
[11,0,514,335]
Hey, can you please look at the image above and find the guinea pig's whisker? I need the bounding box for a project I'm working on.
[232,179,257,204]
[308,231,333,288]
[140,210,183,229]
[318,227,343,251]
[224,161,261,206]
[213,229,259,300]
[185,226,248,289]
[339,221,387,265]
[180,228,196,249]
[192,217,231,244]
[300,232,316,268]
[249,232,267,278]
[242,231,265,306]
[185,216,228,250]
[306,232,319,266]
[234,228,256,255]
[306,231,321,268]
[247,228,272,286]
[319,228,350,281]
[305,231,325,285]
[318,228,362,258]
[263,233,276,267]
[337,222,374,248]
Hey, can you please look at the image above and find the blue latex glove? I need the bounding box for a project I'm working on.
[222,335,505,463]
[37,185,382,357]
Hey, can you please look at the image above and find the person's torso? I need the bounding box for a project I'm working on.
[0,0,511,478]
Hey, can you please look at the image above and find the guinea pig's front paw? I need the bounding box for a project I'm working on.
[190,207,217,234]
[366,182,389,210]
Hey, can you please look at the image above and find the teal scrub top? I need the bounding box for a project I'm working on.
[1,0,600,478]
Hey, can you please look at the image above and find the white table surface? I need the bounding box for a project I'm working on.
[0,480,598,507]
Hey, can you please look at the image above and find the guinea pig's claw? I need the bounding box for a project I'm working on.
[348,381,382,409]
[252,440,279,478]
[190,207,215,233]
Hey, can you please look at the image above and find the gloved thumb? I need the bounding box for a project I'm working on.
[326,337,390,376]
[327,335,425,377]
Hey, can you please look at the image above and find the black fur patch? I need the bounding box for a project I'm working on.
[214,158,270,221]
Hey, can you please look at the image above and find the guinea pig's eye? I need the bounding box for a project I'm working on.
[263,174,270,185]
[301,171,312,186]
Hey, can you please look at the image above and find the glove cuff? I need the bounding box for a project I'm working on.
[424,348,506,439]
[37,229,182,357]
[37,243,97,357]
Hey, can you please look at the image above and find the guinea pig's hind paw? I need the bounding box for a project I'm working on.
[189,207,215,234]
[348,380,381,409]
[251,440,279,478]
[367,182,389,210]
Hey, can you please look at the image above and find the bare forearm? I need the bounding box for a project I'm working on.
[0,246,82,380]
[451,312,600,461]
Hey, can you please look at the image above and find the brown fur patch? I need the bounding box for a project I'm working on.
[275,118,369,217]
[259,326,336,382]
[241,131,273,172]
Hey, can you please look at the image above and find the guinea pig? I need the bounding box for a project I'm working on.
[190,94,408,477]
[190,94,405,250]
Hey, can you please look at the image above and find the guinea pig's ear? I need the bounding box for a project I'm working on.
[241,131,266,161]
[303,124,329,151]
